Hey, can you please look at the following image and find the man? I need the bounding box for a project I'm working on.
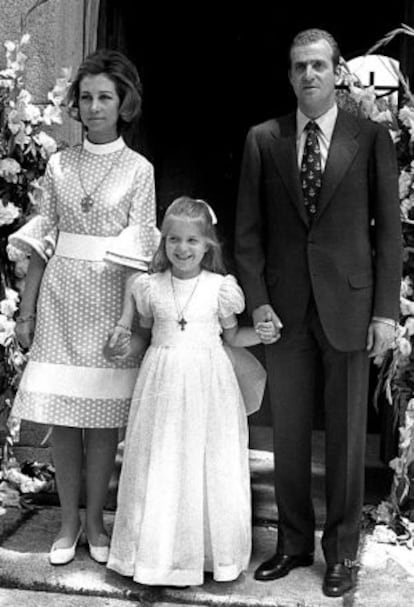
[235,28,401,597]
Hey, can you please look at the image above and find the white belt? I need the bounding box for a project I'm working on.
[55,232,116,261]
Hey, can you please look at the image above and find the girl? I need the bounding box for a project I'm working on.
[107,196,276,586]
[7,49,159,565]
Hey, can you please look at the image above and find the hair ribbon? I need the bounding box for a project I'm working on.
[195,199,218,225]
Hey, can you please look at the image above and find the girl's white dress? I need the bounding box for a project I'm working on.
[7,137,159,428]
[107,269,252,586]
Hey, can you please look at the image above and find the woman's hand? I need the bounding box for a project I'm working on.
[103,324,132,362]
[15,316,36,349]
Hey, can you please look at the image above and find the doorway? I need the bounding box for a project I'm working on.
[97,1,406,439]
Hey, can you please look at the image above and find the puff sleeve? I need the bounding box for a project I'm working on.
[218,274,245,328]
[7,156,59,262]
[130,273,153,328]
[105,159,160,270]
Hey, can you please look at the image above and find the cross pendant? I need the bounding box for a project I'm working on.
[80,195,93,213]
[178,317,187,331]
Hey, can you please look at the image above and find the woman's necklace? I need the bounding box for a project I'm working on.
[170,271,201,331]
[78,145,126,213]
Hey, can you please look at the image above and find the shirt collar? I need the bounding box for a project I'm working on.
[83,136,125,155]
[297,104,338,139]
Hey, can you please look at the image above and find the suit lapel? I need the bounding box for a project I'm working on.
[268,110,360,227]
[268,114,309,226]
[315,110,360,221]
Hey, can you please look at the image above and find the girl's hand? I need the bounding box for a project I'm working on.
[255,320,278,344]
[252,305,283,342]
[15,316,36,349]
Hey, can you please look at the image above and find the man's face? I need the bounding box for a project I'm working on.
[289,39,339,118]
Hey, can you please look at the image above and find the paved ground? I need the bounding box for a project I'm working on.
[0,429,413,607]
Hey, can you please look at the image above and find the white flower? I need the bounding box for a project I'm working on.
[399,105,414,142]
[11,349,26,369]
[20,34,30,46]
[42,104,63,125]
[0,288,19,318]
[14,128,30,148]
[15,89,42,124]
[33,131,57,159]
[0,299,16,319]
[0,202,20,227]
[389,456,404,475]
[0,315,15,347]
[5,288,19,305]
[0,158,21,183]
[404,316,414,336]
[372,524,397,544]
[27,177,45,209]
[349,85,377,119]
[7,109,25,134]
[4,41,16,53]
[397,336,412,357]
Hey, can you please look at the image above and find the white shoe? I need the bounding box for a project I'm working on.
[49,526,84,566]
[89,542,110,564]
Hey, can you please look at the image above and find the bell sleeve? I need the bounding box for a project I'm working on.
[217,274,245,329]
[130,273,154,329]
[105,159,160,271]
[7,156,59,263]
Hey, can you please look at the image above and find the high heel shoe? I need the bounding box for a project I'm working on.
[49,526,84,566]
[88,533,110,564]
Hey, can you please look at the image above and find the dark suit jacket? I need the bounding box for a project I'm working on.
[235,109,402,352]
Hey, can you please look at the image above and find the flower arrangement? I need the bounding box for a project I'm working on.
[338,25,414,536]
[0,31,69,502]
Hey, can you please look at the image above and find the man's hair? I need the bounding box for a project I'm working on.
[289,29,341,69]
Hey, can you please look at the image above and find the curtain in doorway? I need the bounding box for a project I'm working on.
[96,0,128,53]
[84,0,100,57]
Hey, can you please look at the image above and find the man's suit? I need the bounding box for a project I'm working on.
[235,108,401,563]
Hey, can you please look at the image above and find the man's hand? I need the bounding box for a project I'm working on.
[255,320,278,344]
[366,320,396,359]
[252,304,283,343]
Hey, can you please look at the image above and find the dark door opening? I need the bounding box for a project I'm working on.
[97,2,406,440]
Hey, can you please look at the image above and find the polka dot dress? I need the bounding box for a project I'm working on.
[8,137,159,428]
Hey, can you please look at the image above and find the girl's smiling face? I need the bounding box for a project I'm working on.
[165,218,208,279]
[79,73,120,143]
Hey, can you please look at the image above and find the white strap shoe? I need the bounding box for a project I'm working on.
[49,526,84,566]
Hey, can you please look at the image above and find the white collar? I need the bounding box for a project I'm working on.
[297,104,338,139]
[83,136,125,155]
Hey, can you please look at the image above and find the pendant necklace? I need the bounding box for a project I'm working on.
[170,271,201,331]
[78,145,126,213]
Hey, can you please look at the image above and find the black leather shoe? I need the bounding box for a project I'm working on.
[322,563,354,597]
[254,552,314,581]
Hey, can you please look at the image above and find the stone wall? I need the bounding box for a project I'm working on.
[0,0,85,145]
[0,0,87,463]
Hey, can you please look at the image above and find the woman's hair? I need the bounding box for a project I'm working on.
[151,196,227,275]
[66,49,143,133]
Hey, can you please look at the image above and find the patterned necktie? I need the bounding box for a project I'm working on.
[301,121,322,220]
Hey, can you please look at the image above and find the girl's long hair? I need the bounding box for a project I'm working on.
[151,196,227,275]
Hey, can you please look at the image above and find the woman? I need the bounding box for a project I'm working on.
[7,49,159,566]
